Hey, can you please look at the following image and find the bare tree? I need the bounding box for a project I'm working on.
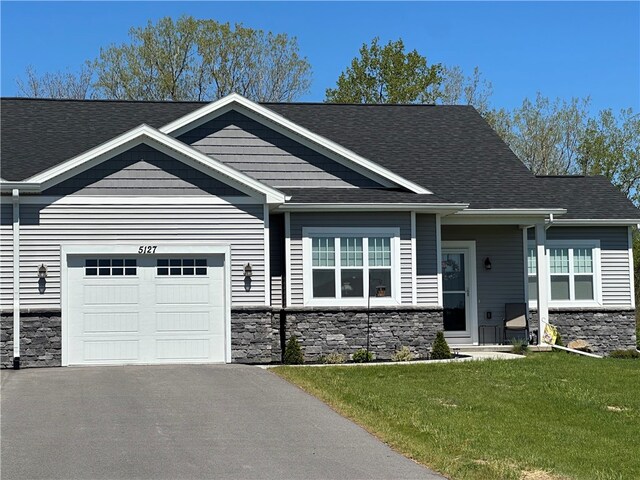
[16,64,95,99]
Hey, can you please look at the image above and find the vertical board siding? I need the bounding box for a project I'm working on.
[415,214,438,305]
[43,144,246,197]
[442,225,525,328]
[179,111,382,189]
[546,227,632,306]
[17,202,265,309]
[289,212,413,305]
[0,203,13,308]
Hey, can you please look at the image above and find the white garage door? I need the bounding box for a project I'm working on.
[66,254,227,365]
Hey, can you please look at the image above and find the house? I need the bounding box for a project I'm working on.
[1,93,637,368]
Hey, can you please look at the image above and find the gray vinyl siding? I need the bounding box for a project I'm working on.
[289,212,413,305]
[179,111,382,189]
[442,225,525,329]
[16,201,265,309]
[0,202,13,308]
[270,213,285,308]
[545,226,632,306]
[415,214,438,305]
[44,144,246,197]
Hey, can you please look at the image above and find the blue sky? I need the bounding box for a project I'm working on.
[1,1,638,115]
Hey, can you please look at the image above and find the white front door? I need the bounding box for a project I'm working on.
[441,241,478,345]
[66,254,227,365]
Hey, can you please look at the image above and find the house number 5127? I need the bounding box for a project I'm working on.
[138,245,157,254]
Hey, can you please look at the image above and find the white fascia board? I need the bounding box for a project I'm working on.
[159,93,432,195]
[552,219,640,226]
[24,124,286,204]
[276,203,468,213]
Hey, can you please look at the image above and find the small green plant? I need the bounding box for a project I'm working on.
[555,331,564,346]
[352,348,375,363]
[609,349,640,359]
[430,331,452,359]
[322,352,346,364]
[511,337,529,355]
[392,346,415,362]
[284,336,304,364]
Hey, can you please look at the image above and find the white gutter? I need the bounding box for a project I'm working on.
[277,203,469,213]
[1,182,41,193]
[552,219,640,226]
[12,189,20,368]
[454,208,567,216]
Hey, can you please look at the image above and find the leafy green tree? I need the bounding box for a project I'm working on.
[325,37,442,104]
[485,93,590,175]
[17,16,312,102]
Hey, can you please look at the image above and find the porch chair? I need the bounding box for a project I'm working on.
[503,303,528,344]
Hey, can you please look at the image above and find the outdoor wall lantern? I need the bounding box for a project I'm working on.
[484,257,492,270]
[244,263,253,277]
[38,264,48,279]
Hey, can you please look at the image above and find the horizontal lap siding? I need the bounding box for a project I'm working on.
[0,203,13,308]
[44,144,246,197]
[442,225,525,326]
[17,202,265,309]
[416,214,438,305]
[180,111,381,189]
[289,212,413,305]
[546,227,632,306]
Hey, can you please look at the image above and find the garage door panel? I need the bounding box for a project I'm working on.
[83,284,139,305]
[156,338,211,360]
[155,284,209,304]
[83,339,140,362]
[156,311,210,332]
[83,312,139,333]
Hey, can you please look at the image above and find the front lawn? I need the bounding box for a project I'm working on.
[273,354,640,480]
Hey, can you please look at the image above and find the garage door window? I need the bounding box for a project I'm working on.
[85,259,137,276]
[157,258,207,276]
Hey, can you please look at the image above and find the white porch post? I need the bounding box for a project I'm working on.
[534,223,549,344]
[12,189,20,367]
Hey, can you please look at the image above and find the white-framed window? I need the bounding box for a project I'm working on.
[527,240,601,307]
[303,227,400,306]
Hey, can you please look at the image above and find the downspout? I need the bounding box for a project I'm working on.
[12,189,20,369]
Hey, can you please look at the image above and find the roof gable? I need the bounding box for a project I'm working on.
[178,110,383,189]
[160,93,431,194]
[43,143,247,197]
[22,124,287,203]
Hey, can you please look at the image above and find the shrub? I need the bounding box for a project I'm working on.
[352,348,375,363]
[555,331,564,346]
[609,349,640,359]
[322,352,346,364]
[511,337,529,355]
[392,346,415,362]
[430,331,452,360]
[283,336,304,364]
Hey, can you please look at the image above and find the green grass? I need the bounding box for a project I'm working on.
[273,353,640,480]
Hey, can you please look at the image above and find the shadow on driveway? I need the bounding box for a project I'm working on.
[1,365,443,479]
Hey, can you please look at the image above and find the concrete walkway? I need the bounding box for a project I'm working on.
[1,365,444,480]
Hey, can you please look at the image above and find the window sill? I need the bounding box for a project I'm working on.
[304,297,401,308]
[529,301,603,309]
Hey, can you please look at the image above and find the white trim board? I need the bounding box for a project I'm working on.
[159,93,431,195]
[21,124,286,204]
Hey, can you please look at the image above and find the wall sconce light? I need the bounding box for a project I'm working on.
[244,263,253,277]
[484,257,492,270]
[38,264,48,279]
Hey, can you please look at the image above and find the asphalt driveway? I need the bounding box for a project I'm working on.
[1,365,443,479]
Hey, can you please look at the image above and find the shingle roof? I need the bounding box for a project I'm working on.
[1,97,638,220]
